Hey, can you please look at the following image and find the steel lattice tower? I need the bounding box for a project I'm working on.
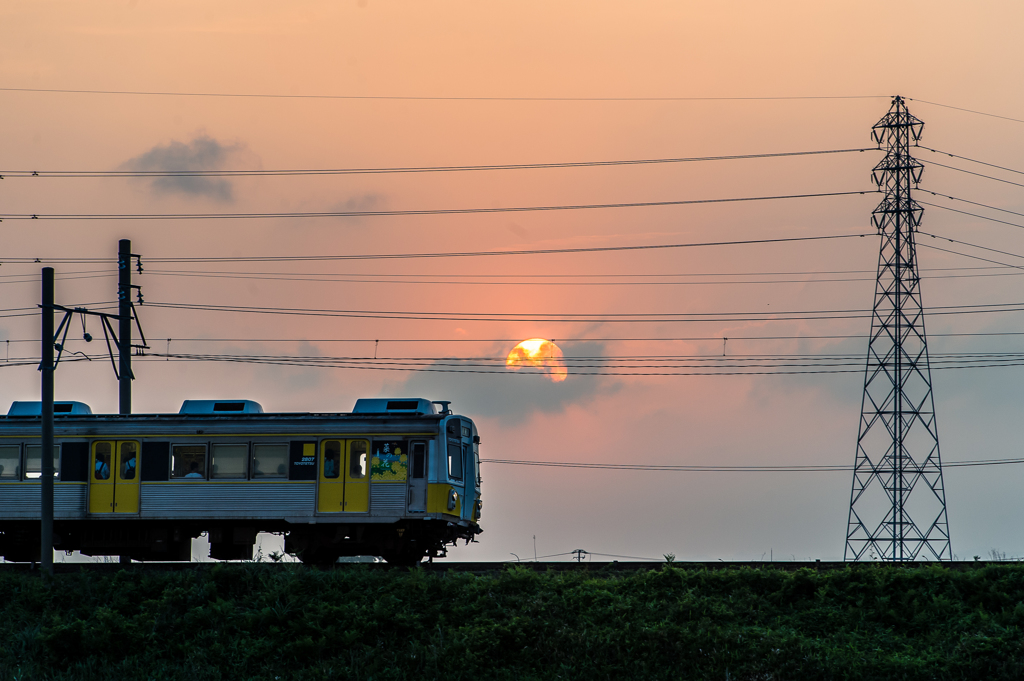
[845,96,952,562]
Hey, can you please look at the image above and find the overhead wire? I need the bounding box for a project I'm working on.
[919,201,1024,232]
[0,147,876,179]
[0,189,874,221]
[907,98,1024,125]
[481,456,1024,472]
[0,87,889,102]
[11,350,1024,376]
[0,232,876,264]
[141,298,1024,324]
[131,265,1024,286]
[918,231,1024,264]
[917,146,1024,177]
[921,159,1024,190]
[921,192,1024,221]
[8,330,1024,345]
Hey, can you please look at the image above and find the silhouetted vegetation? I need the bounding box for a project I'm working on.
[3,563,1024,679]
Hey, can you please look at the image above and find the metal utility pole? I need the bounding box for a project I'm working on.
[845,96,951,562]
[118,239,132,414]
[40,267,55,576]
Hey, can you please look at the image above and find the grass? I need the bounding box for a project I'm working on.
[2,562,1024,679]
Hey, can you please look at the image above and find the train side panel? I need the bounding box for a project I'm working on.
[0,407,481,564]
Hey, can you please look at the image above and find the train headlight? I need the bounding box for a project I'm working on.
[447,488,459,511]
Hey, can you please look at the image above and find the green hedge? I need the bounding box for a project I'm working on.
[3,563,1024,680]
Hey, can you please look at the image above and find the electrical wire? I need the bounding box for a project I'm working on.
[918,231,1024,264]
[0,87,889,102]
[0,232,875,264]
[7,332,1024,345]
[922,159,1024,190]
[921,192,1024,221]
[0,148,876,179]
[133,265,1024,287]
[8,349,1024,376]
[481,456,1024,472]
[908,98,1024,125]
[141,298,1024,324]
[918,146,1024,177]
[0,190,874,221]
[919,201,1024,232]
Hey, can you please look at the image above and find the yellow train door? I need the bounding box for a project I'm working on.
[344,440,369,512]
[114,441,140,513]
[89,440,140,514]
[89,441,115,513]
[317,440,345,512]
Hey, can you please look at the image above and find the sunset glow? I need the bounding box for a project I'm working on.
[505,339,567,382]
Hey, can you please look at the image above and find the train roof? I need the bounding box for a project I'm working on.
[0,398,471,436]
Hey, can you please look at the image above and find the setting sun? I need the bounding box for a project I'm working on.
[505,339,567,382]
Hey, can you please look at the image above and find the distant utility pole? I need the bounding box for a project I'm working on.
[845,96,951,562]
[118,239,133,414]
[40,268,55,576]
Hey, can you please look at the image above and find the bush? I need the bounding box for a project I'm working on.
[2,563,1024,680]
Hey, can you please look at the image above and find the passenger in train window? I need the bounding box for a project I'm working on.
[171,445,207,480]
[95,452,111,480]
[252,444,288,479]
[0,445,20,480]
[323,441,341,479]
[120,443,137,480]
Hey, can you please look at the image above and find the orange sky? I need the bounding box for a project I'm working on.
[2,1,1024,562]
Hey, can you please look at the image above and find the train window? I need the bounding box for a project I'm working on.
[411,442,426,479]
[253,444,288,478]
[447,442,463,480]
[171,444,207,479]
[349,441,367,479]
[211,444,248,479]
[323,441,341,479]
[119,442,138,481]
[0,445,20,479]
[25,445,60,480]
[94,442,112,480]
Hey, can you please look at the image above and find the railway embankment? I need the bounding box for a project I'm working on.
[2,562,1024,679]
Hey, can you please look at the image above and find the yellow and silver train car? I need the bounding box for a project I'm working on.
[0,398,481,565]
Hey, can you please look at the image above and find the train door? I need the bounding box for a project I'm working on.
[89,440,140,513]
[407,441,427,512]
[114,441,141,513]
[318,440,345,512]
[344,440,369,512]
[89,442,114,513]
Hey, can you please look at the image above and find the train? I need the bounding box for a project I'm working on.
[0,397,481,565]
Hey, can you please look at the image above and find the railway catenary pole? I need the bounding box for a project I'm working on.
[40,267,55,576]
[844,96,951,562]
[118,239,132,414]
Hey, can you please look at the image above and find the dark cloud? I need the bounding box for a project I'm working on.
[382,341,620,424]
[336,193,386,212]
[120,134,248,202]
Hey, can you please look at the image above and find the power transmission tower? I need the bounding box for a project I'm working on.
[845,96,951,562]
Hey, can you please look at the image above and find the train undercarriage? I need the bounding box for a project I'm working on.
[0,519,476,566]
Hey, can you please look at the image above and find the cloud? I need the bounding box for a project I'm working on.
[323,192,388,217]
[120,133,250,202]
[382,341,620,424]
